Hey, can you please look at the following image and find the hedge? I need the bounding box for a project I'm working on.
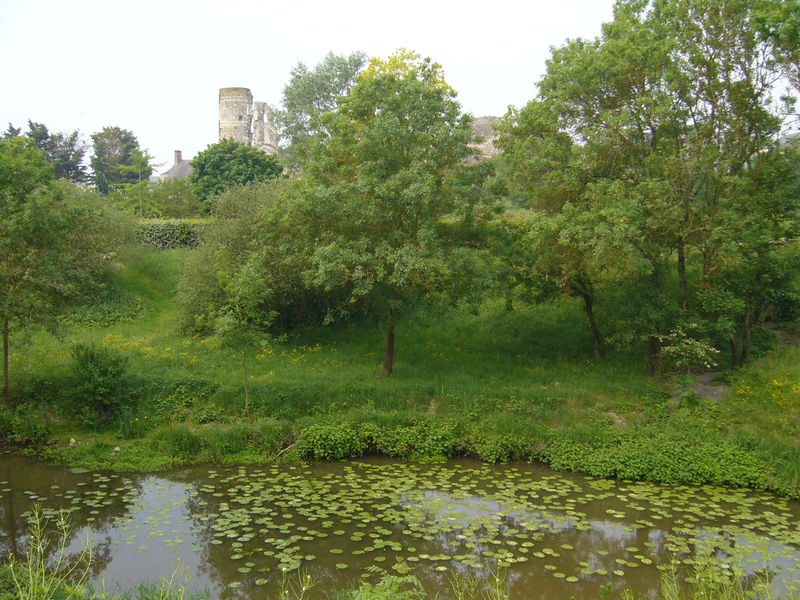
[137,219,206,249]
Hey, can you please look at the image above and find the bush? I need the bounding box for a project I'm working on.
[137,220,204,249]
[0,405,52,445]
[542,421,771,490]
[295,422,370,460]
[467,431,532,463]
[66,344,134,427]
[372,417,461,460]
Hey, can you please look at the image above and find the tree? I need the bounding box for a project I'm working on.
[178,180,317,412]
[189,139,283,210]
[90,126,152,194]
[496,100,608,359]
[276,51,367,162]
[300,50,491,374]
[0,138,127,404]
[0,138,53,403]
[2,121,89,183]
[500,0,800,371]
[108,178,202,218]
[178,179,329,337]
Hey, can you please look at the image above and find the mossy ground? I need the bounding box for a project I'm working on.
[6,248,800,497]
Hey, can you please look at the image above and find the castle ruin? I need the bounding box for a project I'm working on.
[218,87,279,154]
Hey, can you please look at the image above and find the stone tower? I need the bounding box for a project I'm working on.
[218,87,254,144]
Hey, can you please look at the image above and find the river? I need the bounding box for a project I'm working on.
[1,454,798,598]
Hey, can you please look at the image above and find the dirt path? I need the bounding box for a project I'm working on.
[684,324,799,401]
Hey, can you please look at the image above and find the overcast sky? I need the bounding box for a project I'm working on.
[1,0,616,173]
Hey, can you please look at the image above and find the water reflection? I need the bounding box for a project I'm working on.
[0,455,797,599]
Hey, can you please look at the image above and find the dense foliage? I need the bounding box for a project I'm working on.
[109,178,202,218]
[137,219,204,249]
[1,2,799,509]
[90,126,152,194]
[275,50,368,164]
[0,138,131,404]
[180,51,495,375]
[496,0,800,371]
[2,120,89,182]
[188,138,283,209]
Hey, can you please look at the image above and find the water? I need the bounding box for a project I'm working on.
[1,454,798,598]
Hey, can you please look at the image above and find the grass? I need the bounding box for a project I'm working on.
[4,247,800,497]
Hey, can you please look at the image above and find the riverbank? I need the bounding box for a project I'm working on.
[2,249,799,498]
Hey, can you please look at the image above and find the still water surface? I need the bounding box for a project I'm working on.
[0,454,798,599]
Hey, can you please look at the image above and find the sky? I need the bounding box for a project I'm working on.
[0,0,617,174]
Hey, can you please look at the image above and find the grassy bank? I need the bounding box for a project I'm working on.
[3,248,800,497]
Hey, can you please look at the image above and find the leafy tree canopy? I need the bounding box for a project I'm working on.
[276,51,367,163]
[497,0,800,371]
[2,120,88,183]
[189,138,283,210]
[0,137,131,403]
[300,50,493,373]
[90,126,152,194]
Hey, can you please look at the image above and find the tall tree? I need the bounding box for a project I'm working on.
[276,51,367,163]
[2,121,88,183]
[0,138,126,404]
[500,0,800,370]
[90,126,151,194]
[300,50,491,374]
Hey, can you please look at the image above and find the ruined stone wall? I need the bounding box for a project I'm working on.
[252,101,279,154]
[219,88,279,154]
[470,116,501,159]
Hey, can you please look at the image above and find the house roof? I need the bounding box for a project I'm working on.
[159,160,193,181]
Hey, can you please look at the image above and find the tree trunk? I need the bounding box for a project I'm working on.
[2,318,8,406]
[242,347,249,414]
[740,306,755,366]
[383,310,394,375]
[729,336,739,368]
[677,241,688,310]
[580,292,603,360]
[645,336,662,375]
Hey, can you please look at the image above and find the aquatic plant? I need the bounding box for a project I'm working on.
[9,505,93,600]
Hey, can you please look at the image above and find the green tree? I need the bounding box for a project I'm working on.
[189,139,283,210]
[108,178,202,218]
[276,51,367,162]
[500,0,799,371]
[178,180,319,411]
[0,138,127,404]
[496,100,607,359]
[300,50,491,374]
[2,121,88,183]
[90,126,152,194]
[178,179,327,337]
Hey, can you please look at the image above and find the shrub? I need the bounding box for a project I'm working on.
[467,431,531,463]
[295,422,369,460]
[66,344,134,427]
[0,405,52,445]
[373,417,461,460]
